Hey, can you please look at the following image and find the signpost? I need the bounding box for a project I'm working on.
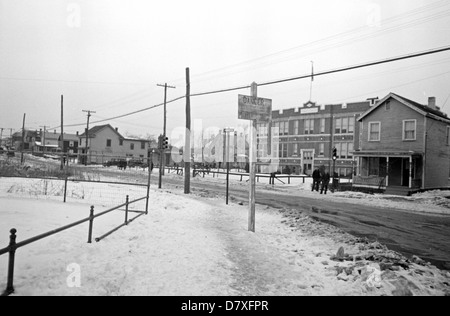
[224,128,234,205]
[238,83,272,232]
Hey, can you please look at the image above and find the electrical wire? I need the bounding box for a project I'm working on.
[49,45,450,130]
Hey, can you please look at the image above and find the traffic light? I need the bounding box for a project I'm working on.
[332,147,337,160]
[163,137,169,150]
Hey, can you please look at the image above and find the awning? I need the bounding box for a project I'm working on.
[352,150,423,158]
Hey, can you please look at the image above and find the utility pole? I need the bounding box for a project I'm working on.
[9,128,13,148]
[21,114,26,164]
[39,126,47,155]
[82,110,96,166]
[184,68,191,194]
[157,83,175,179]
[60,95,64,170]
[249,82,258,232]
[224,128,234,205]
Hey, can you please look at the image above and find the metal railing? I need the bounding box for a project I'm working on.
[0,194,147,296]
[191,169,310,185]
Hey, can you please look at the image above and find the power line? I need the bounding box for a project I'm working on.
[168,1,450,85]
[51,45,450,130]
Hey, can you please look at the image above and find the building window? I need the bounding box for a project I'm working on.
[319,143,325,156]
[294,121,299,135]
[257,123,268,137]
[320,118,326,134]
[403,120,416,141]
[141,142,146,150]
[281,121,289,136]
[303,150,314,161]
[369,122,381,141]
[447,127,450,146]
[385,101,391,111]
[273,121,288,136]
[342,117,349,134]
[119,139,123,146]
[348,143,354,159]
[106,139,112,147]
[279,143,288,158]
[293,144,299,156]
[335,118,341,134]
[349,117,355,134]
[130,143,135,150]
[340,143,347,159]
[304,119,314,135]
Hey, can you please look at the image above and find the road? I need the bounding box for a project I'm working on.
[87,166,450,270]
[161,175,450,270]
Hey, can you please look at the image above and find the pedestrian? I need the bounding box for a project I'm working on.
[312,167,321,192]
[320,169,331,195]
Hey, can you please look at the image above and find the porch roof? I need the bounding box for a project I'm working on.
[352,150,423,157]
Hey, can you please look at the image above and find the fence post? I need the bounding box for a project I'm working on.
[125,195,129,225]
[63,177,68,203]
[88,206,94,244]
[3,229,17,296]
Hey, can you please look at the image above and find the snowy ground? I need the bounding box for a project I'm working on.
[1,155,450,296]
[0,179,449,296]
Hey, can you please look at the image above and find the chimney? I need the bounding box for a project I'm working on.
[76,131,79,136]
[367,97,379,106]
[115,127,118,132]
[428,97,436,110]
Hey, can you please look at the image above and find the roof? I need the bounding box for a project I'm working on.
[358,93,450,123]
[79,124,124,138]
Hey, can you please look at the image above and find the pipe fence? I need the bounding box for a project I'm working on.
[0,194,148,296]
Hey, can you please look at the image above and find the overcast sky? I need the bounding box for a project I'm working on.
[1,0,450,139]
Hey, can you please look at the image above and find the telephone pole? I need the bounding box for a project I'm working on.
[157,83,175,180]
[60,95,65,170]
[21,114,26,164]
[184,68,191,194]
[82,110,96,166]
[39,126,47,155]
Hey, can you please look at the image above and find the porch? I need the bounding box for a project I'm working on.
[353,151,424,195]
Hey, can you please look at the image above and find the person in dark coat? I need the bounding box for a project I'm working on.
[320,169,331,195]
[312,167,321,192]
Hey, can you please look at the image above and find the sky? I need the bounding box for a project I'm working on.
[1,0,450,139]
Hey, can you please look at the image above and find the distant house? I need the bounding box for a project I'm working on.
[34,130,61,154]
[79,124,151,164]
[353,93,450,195]
[12,130,39,151]
[59,132,80,162]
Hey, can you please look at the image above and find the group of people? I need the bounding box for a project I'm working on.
[312,166,331,195]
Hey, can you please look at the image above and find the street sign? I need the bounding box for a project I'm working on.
[238,95,272,122]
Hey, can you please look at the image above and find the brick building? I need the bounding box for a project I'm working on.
[257,99,373,176]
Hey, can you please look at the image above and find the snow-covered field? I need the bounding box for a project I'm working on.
[1,155,450,296]
[1,178,450,296]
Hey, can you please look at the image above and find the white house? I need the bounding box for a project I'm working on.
[79,124,151,164]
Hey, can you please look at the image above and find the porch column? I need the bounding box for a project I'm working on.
[386,156,389,187]
[409,156,413,189]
